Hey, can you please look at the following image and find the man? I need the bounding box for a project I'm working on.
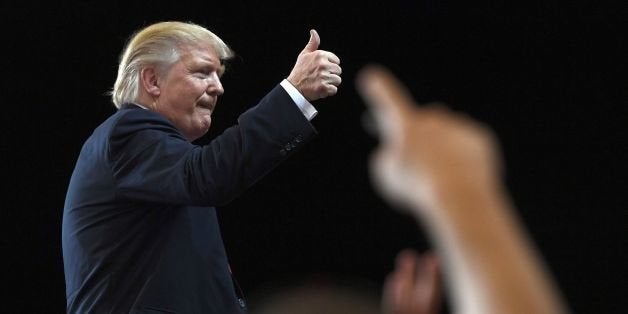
[62,21,341,313]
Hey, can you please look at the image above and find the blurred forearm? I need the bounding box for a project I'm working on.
[417,179,568,314]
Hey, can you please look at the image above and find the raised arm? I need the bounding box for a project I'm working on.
[357,65,568,314]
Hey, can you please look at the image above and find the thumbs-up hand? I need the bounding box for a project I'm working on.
[287,30,342,101]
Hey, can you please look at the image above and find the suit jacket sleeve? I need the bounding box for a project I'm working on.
[108,84,317,206]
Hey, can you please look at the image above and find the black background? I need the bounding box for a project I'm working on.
[3,1,627,313]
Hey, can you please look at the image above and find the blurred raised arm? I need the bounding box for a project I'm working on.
[357,65,568,314]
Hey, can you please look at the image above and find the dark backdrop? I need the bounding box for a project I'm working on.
[4,1,627,313]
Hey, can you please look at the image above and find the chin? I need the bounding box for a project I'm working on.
[198,122,212,136]
[202,118,212,130]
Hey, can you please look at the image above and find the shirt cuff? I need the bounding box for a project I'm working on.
[280,79,318,121]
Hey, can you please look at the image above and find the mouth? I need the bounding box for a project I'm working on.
[198,102,215,114]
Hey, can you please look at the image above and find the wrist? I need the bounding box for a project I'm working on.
[419,174,506,225]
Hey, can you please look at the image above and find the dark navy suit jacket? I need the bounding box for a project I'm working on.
[62,85,316,313]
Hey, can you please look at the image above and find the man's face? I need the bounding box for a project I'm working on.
[155,43,225,141]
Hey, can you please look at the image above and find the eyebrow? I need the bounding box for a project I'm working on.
[193,60,226,77]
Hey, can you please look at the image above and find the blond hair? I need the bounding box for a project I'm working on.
[111,21,234,108]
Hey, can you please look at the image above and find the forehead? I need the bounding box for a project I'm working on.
[178,42,221,64]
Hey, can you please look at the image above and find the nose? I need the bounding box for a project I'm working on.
[207,72,224,96]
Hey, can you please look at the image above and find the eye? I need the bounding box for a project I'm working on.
[194,66,219,79]
[194,69,210,77]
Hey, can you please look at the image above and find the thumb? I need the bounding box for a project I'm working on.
[301,29,320,54]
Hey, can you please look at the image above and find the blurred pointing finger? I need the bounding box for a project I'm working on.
[356,65,417,140]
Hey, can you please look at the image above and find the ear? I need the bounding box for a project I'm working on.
[140,67,161,97]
